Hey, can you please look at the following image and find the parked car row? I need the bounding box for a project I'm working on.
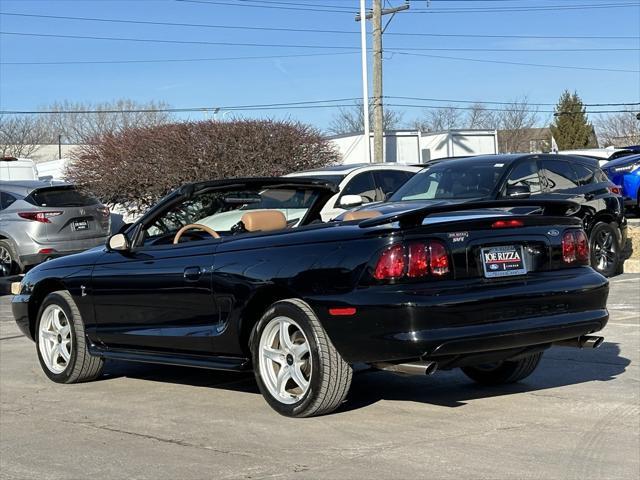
[1,153,631,279]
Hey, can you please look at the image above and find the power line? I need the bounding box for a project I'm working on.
[407,1,640,13]
[2,11,635,40]
[392,51,640,73]
[2,30,637,53]
[175,0,356,13]
[2,101,636,116]
[0,31,359,49]
[0,52,359,66]
[385,96,640,107]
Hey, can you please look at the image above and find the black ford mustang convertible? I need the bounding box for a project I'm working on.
[12,177,609,417]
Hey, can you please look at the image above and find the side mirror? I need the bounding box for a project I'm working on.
[505,184,531,198]
[339,194,364,208]
[107,233,130,252]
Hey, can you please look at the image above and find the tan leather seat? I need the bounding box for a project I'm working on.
[342,210,382,221]
[241,210,287,232]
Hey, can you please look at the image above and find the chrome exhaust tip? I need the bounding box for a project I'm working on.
[554,335,604,349]
[373,361,438,376]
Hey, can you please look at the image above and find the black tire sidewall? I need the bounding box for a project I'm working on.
[35,292,81,383]
[0,239,20,276]
[589,222,620,277]
[252,301,323,417]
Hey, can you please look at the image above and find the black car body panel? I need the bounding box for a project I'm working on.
[13,177,609,372]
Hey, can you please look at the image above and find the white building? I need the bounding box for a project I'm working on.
[329,129,499,165]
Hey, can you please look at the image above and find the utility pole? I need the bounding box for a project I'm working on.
[359,0,371,164]
[372,0,383,164]
[357,1,409,163]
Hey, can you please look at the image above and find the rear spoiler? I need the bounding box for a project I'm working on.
[358,199,580,229]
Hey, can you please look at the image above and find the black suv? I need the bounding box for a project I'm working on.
[390,153,628,277]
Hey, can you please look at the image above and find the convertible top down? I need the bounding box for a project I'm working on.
[12,177,608,417]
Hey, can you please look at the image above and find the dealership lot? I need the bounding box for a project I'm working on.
[1,276,638,480]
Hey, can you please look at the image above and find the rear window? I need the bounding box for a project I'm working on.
[27,188,99,207]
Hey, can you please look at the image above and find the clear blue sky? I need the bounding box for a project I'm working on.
[1,0,639,131]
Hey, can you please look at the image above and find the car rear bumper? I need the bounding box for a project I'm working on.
[19,236,107,267]
[309,267,609,364]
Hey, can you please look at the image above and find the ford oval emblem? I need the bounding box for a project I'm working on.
[547,229,560,237]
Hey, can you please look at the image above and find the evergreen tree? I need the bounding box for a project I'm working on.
[550,90,597,149]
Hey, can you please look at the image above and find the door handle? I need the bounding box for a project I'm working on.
[184,266,202,282]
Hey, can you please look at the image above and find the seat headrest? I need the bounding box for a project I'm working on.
[342,210,382,221]
[241,210,287,232]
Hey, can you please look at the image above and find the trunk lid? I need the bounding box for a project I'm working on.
[26,186,110,241]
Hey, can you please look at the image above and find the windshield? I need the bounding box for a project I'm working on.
[293,174,345,185]
[390,162,507,201]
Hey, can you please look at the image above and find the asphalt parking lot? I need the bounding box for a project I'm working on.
[1,276,638,480]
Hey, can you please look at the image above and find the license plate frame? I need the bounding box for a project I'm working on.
[72,220,89,231]
[481,245,527,279]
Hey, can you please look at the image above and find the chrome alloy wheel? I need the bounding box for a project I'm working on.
[259,316,312,404]
[38,305,72,374]
[0,246,12,277]
[593,230,616,271]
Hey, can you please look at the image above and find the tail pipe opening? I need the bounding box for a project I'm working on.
[554,335,604,349]
[373,361,438,376]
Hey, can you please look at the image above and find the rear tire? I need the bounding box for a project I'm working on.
[589,222,620,278]
[252,299,352,417]
[461,352,543,386]
[36,291,104,383]
[0,239,21,277]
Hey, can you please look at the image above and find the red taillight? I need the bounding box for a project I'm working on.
[563,230,589,265]
[608,186,622,195]
[18,211,63,223]
[407,243,428,278]
[575,230,590,263]
[562,231,576,264]
[492,219,524,229]
[429,241,450,276]
[374,241,449,280]
[374,244,405,280]
[38,248,56,255]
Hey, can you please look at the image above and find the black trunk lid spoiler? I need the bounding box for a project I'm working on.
[358,199,580,229]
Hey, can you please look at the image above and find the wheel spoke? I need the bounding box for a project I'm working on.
[59,343,71,362]
[40,330,56,341]
[51,309,64,332]
[279,321,294,351]
[60,324,70,339]
[263,346,285,365]
[292,341,309,359]
[49,345,60,368]
[276,365,292,395]
[290,364,309,390]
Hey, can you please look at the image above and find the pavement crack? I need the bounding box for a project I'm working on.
[59,419,256,458]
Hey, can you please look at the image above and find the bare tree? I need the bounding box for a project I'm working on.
[42,99,174,144]
[596,112,640,147]
[411,106,463,132]
[328,101,402,135]
[496,97,540,153]
[0,115,48,157]
[466,103,498,130]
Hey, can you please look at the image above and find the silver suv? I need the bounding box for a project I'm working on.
[0,181,111,275]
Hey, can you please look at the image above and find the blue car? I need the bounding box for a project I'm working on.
[602,153,640,211]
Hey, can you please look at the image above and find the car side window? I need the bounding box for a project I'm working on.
[373,170,413,199]
[339,172,378,204]
[0,191,17,210]
[572,164,596,186]
[541,160,579,191]
[504,161,543,195]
